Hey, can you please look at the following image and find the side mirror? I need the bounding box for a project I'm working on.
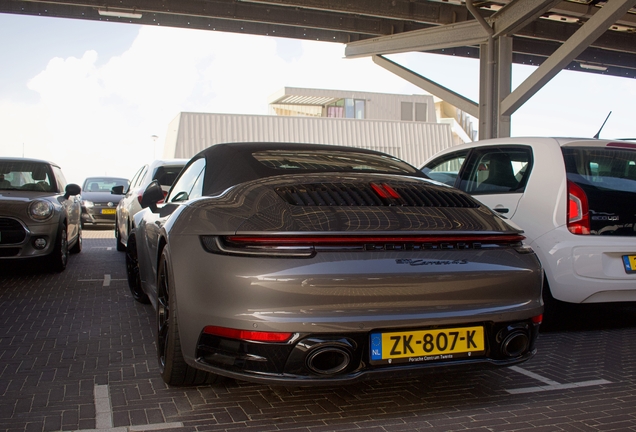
[140,180,165,213]
[111,185,124,195]
[64,183,81,199]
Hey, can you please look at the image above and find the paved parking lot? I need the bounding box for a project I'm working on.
[2,229,636,432]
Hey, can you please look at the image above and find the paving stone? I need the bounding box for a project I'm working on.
[2,231,636,432]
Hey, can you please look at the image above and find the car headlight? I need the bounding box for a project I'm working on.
[28,200,54,221]
[82,200,94,208]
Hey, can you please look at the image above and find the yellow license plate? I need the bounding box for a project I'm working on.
[101,209,116,215]
[370,326,485,365]
[623,255,636,274]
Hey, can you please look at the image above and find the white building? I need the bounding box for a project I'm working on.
[163,87,475,168]
[268,87,475,144]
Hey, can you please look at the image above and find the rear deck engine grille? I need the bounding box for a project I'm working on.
[276,183,478,208]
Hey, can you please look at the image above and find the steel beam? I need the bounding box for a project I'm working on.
[478,41,492,139]
[344,0,558,58]
[495,0,636,28]
[229,0,473,24]
[372,55,479,119]
[501,0,636,116]
[497,36,513,138]
[346,20,489,59]
[491,0,561,37]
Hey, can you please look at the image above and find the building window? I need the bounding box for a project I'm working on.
[415,103,427,121]
[327,105,344,117]
[326,98,365,119]
[402,101,427,122]
[345,98,354,118]
[401,102,413,121]
[355,99,365,119]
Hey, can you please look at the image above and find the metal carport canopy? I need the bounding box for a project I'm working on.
[2,0,636,138]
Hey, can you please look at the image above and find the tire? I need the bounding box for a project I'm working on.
[125,235,150,304]
[70,224,82,254]
[49,224,69,272]
[115,219,126,252]
[156,248,217,386]
[540,276,573,332]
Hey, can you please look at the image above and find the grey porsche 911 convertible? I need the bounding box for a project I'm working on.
[126,142,543,386]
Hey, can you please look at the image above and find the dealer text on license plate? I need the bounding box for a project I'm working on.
[370,326,485,365]
[101,209,116,215]
[623,255,636,274]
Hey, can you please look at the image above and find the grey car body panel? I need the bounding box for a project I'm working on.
[132,143,543,384]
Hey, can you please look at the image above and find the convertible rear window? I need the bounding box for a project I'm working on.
[253,150,419,175]
[562,146,636,236]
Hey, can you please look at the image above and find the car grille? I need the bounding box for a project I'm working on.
[0,218,27,245]
[276,182,478,208]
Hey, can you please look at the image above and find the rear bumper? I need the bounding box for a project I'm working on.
[532,227,636,303]
[192,320,540,385]
[166,234,544,383]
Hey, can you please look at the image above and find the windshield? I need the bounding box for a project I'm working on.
[82,177,129,193]
[0,161,55,192]
[82,177,128,193]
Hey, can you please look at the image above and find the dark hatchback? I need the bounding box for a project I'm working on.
[80,177,129,228]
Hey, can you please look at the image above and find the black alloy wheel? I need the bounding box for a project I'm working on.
[125,235,149,304]
[156,248,216,386]
[156,255,170,373]
[115,217,126,252]
[70,224,82,254]
[50,224,68,272]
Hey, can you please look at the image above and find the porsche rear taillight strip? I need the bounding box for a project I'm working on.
[200,234,527,258]
[225,234,525,245]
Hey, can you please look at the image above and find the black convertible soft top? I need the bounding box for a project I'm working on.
[191,142,427,195]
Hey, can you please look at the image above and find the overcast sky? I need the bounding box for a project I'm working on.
[1,13,635,185]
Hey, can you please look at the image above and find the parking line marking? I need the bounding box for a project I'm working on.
[128,424,186,431]
[94,384,113,429]
[509,365,560,385]
[65,384,184,432]
[78,274,126,286]
[507,367,611,394]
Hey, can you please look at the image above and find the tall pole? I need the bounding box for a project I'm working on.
[151,135,158,160]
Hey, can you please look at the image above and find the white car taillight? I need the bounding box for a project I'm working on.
[567,180,590,235]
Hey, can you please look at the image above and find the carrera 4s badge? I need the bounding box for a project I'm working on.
[396,259,468,266]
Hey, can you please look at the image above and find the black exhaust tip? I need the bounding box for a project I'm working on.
[501,331,529,357]
[306,347,351,375]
